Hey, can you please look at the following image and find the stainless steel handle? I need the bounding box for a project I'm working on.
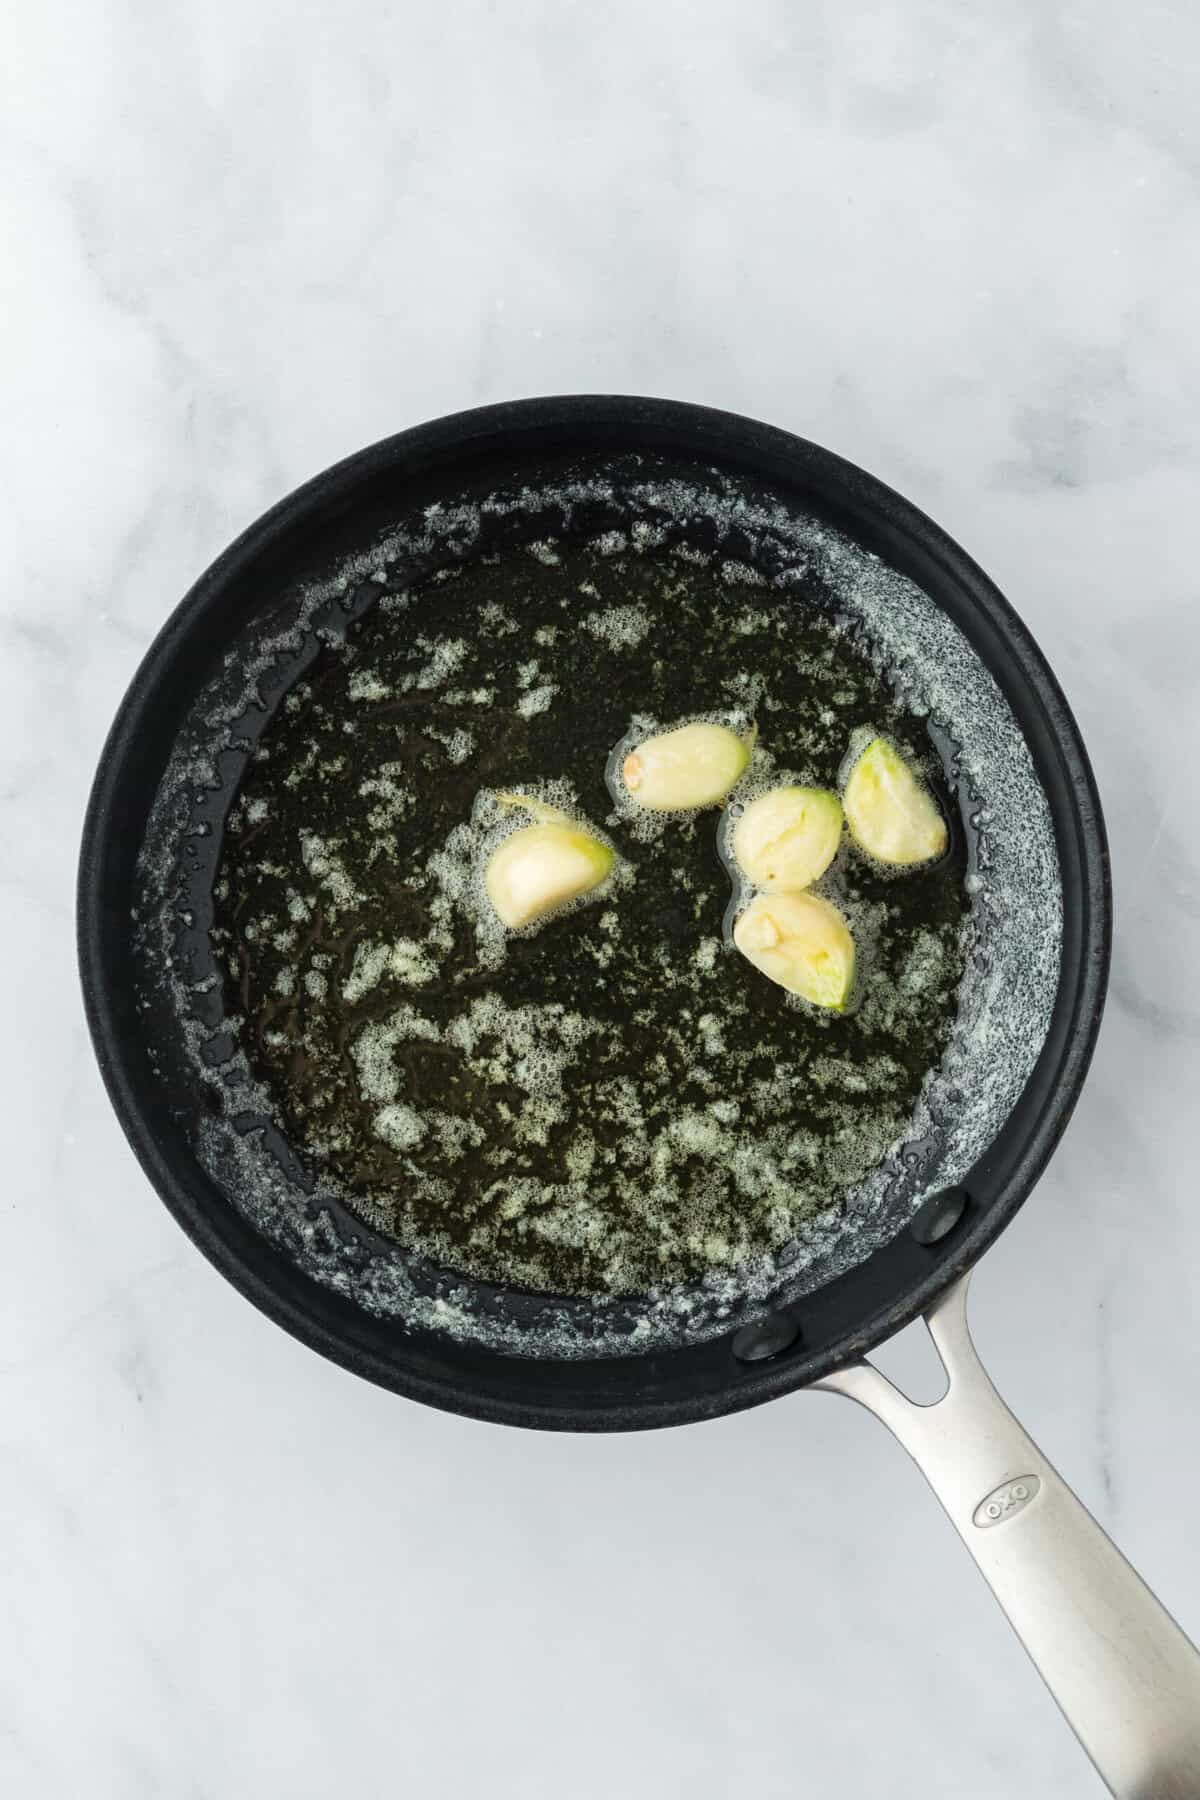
[815,1273,1200,1799]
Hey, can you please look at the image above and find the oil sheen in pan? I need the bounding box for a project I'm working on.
[209,538,971,1301]
[134,467,1062,1357]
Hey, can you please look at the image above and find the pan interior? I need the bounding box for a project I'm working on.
[134,456,1062,1358]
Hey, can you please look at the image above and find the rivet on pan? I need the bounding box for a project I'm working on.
[910,1187,970,1247]
[732,1314,802,1363]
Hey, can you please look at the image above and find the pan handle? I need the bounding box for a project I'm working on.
[814,1272,1200,1799]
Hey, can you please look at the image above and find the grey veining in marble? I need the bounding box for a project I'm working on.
[3,4,1199,1796]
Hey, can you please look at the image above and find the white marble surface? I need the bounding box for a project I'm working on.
[3,5,1200,1795]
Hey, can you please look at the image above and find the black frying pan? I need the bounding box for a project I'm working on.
[78,398,1200,1797]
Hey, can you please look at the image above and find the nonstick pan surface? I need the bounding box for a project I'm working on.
[78,396,1109,1430]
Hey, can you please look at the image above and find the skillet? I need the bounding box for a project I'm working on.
[77,397,1200,1797]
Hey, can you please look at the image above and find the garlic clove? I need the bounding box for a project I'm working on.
[484,822,613,929]
[621,721,750,812]
[733,891,855,1010]
[731,785,842,891]
[843,737,947,867]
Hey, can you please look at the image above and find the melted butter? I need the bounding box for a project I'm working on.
[211,538,969,1298]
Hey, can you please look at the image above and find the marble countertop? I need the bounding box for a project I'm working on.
[5,5,1199,1795]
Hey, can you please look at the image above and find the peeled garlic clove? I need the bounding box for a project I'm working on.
[843,737,947,867]
[731,785,842,891]
[733,891,855,1010]
[485,822,613,929]
[621,721,750,811]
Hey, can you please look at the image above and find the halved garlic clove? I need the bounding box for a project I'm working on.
[731,785,843,891]
[733,891,855,1010]
[484,820,613,929]
[621,721,750,812]
[842,737,947,867]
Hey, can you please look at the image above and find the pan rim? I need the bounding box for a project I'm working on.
[77,394,1112,1430]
